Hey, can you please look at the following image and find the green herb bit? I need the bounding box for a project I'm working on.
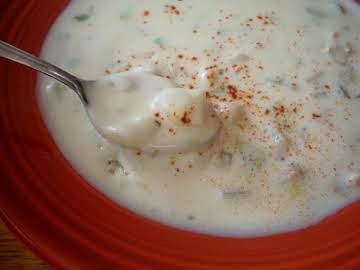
[336,3,347,15]
[120,13,131,21]
[211,87,226,96]
[288,182,305,200]
[305,7,327,18]
[153,37,165,49]
[154,120,162,127]
[336,191,350,199]
[106,159,124,175]
[310,91,328,99]
[296,57,303,68]
[222,189,248,199]
[278,116,287,126]
[151,149,160,157]
[337,86,351,99]
[73,13,90,22]
[269,76,284,85]
[221,151,233,167]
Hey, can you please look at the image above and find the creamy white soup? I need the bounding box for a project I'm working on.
[38,0,360,236]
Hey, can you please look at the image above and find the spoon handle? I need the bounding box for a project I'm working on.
[0,40,87,103]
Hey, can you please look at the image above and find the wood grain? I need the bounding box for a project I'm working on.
[0,221,50,270]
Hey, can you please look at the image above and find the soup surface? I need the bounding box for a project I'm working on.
[38,0,360,236]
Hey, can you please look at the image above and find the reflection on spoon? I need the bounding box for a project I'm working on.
[0,41,220,151]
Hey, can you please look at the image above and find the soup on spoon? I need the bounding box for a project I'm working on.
[85,71,220,151]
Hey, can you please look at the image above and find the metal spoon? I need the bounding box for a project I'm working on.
[0,41,219,151]
[0,41,89,104]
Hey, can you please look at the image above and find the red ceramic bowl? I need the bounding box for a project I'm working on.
[0,1,360,269]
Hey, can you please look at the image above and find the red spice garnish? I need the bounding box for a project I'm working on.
[136,151,142,156]
[205,65,217,70]
[191,56,198,61]
[143,10,150,16]
[274,105,286,117]
[165,5,181,15]
[312,113,321,119]
[175,168,180,173]
[227,85,238,99]
[264,109,271,115]
[154,112,160,118]
[177,54,184,59]
[181,111,191,125]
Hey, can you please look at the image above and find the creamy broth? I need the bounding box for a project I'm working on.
[38,0,360,236]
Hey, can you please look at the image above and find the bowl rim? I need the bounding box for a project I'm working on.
[0,1,359,269]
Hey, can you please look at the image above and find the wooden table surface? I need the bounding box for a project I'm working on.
[0,221,50,270]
